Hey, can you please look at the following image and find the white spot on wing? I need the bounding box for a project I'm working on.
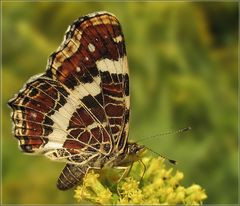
[30,112,37,119]
[88,43,95,52]
[76,67,81,72]
[113,35,122,43]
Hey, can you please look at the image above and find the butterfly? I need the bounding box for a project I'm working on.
[8,11,145,190]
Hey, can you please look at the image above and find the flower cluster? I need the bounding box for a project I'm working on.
[74,157,207,204]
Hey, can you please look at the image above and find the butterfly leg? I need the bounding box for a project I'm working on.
[116,160,146,196]
[118,160,146,184]
[138,159,146,183]
[115,165,133,184]
[112,166,127,197]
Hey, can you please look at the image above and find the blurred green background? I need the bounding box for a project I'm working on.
[2,2,238,204]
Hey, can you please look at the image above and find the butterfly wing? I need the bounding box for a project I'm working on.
[9,11,130,169]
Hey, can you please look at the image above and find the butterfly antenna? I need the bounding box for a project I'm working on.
[137,126,191,143]
[144,145,177,165]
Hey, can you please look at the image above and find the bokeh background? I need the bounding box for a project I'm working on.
[2,2,238,204]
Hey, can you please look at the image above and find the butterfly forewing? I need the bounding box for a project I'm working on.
[45,12,130,151]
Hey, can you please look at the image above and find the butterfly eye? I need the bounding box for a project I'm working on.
[95,38,99,42]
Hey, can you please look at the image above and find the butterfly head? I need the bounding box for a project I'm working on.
[127,142,146,157]
[115,143,146,167]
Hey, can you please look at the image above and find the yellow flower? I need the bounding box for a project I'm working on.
[74,171,112,204]
[74,156,207,205]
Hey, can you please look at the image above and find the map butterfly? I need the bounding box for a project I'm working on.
[8,11,145,190]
